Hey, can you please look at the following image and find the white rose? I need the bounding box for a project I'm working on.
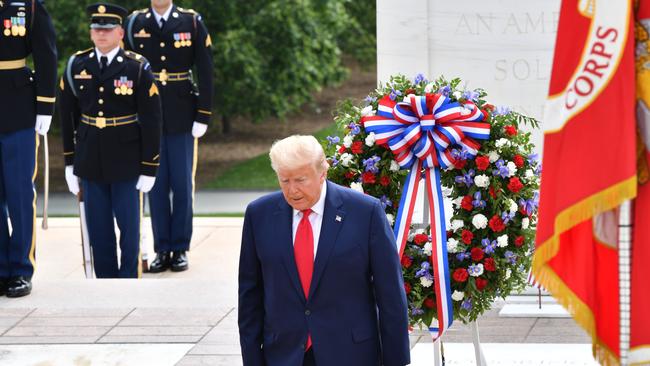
[361,105,375,117]
[453,91,462,99]
[340,153,354,167]
[495,138,510,149]
[424,82,435,93]
[497,234,509,248]
[420,276,433,288]
[522,217,530,229]
[447,238,459,253]
[423,242,433,256]
[470,264,484,277]
[390,160,400,172]
[442,186,453,197]
[386,213,395,225]
[472,214,488,229]
[350,182,364,193]
[507,161,517,177]
[505,268,512,280]
[451,219,464,232]
[508,199,518,213]
[488,151,500,163]
[474,174,490,188]
[451,291,465,301]
[365,132,376,147]
[525,169,535,179]
[408,231,415,241]
[343,135,354,148]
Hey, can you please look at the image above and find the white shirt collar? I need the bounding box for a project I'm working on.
[293,181,327,218]
[153,3,173,25]
[95,46,120,66]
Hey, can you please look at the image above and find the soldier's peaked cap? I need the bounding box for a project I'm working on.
[87,3,128,29]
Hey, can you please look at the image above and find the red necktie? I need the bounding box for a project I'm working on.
[294,209,313,350]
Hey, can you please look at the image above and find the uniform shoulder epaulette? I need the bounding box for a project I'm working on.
[124,50,145,63]
[130,8,149,16]
[177,7,198,15]
[75,48,93,56]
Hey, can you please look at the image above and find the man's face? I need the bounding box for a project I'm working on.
[277,163,326,212]
[90,26,124,51]
[151,0,172,9]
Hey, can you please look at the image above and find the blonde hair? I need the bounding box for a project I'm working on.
[269,135,329,173]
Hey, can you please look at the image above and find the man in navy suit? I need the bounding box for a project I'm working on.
[238,135,410,366]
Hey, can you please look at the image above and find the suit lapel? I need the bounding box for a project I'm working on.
[308,181,345,300]
[99,49,127,83]
[275,199,306,303]
[161,6,183,33]
[146,7,162,37]
[85,52,101,83]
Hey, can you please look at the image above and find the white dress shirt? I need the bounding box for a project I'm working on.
[153,3,173,27]
[95,46,120,67]
[292,182,327,260]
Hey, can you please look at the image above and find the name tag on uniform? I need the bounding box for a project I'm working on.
[74,70,92,80]
[134,29,151,38]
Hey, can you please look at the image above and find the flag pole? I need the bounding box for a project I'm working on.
[619,200,632,365]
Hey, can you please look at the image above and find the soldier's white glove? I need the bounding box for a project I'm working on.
[65,165,80,195]
[191,122,208,138]
[35,115,52,136]
[136,175,156,193]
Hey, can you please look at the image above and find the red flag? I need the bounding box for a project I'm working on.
[534,0,637,364]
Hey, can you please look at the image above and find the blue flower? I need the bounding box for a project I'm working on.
[456,252,470,261]
[492,160,510,179]
[501,211,515,225]
[331,157,339,167]
[505,251,516,264]
[455,169,475,187]
[348,123,361,136]
[379,195,393,210]
[468,264,482,276]
[364,95,377,105]
[362,155,381,173]
[494,105,511,116]
[389,88,402,101]
[527,153,540,165]
[462,89,479,101]
[472,191,486,209]
[481,238,497,254]
[415,262,431,278]
[461,299,472,310]
[414,73,427,84]
[326,136,340,146]
[451,148,470,161]
[518,193,539,216]
[411,307,425,316]
[438,85,451,96]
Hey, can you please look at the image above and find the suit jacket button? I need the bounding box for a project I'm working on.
[160,42,165,47]
[161,55,166,61]
[304,309,311,316]
[99,87,104,92]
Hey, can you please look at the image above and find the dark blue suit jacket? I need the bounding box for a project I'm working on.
[238,181,410,366]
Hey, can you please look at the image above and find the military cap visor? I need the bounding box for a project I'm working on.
[87,3,127,29]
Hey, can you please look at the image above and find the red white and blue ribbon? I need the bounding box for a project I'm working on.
[362,93,490,340]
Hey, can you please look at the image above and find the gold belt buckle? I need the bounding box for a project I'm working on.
[96,117,106,129]
[159,69,168,86]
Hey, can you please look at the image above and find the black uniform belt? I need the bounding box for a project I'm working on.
[153,70,190,84]
[81,114,138,129]
[0,59,26,70]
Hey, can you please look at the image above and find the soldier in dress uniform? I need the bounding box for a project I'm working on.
[125,0,213,273]
[58,3,162,279]
[0,0,56,297]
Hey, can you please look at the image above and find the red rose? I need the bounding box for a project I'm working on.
[489,186,497,199]
[461,229,474,244]
[461,195,474,211]
[471,247,484,261]
[351,141,364,154]
[476,278,488,291]
[414,234,429,245]
[484,257,496,271]
[475,156,490,171]
[504,125,517,137]
[455,159,467,169]
[507,177,524,193]
[489,215,506,232]
[401,255,413,268]
[338,145,346,154]
[344,171,356,179]
[513,154,525,168]
[404,282,411,294]
[423,298,435,309]
[362,172,376,184]
[515,236,525,247]
[379,176,390,187]
[453,268,469,283]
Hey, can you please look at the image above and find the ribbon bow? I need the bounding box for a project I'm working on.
[361,92,491,340]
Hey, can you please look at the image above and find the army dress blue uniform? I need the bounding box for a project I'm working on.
[125,3,213,272]
[0,0,57,297]
[58,4,162,278]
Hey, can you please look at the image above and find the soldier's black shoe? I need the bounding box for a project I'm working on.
[148,252,171,273]
[0,278,8,296]
[6,276,31,298]
[171,251,188,272]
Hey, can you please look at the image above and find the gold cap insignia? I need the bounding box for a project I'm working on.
[98,5,106,14]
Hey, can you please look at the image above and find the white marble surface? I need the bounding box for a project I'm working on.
[377,0,563,155]
[410,343,598,365]
[0,344,193,366]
